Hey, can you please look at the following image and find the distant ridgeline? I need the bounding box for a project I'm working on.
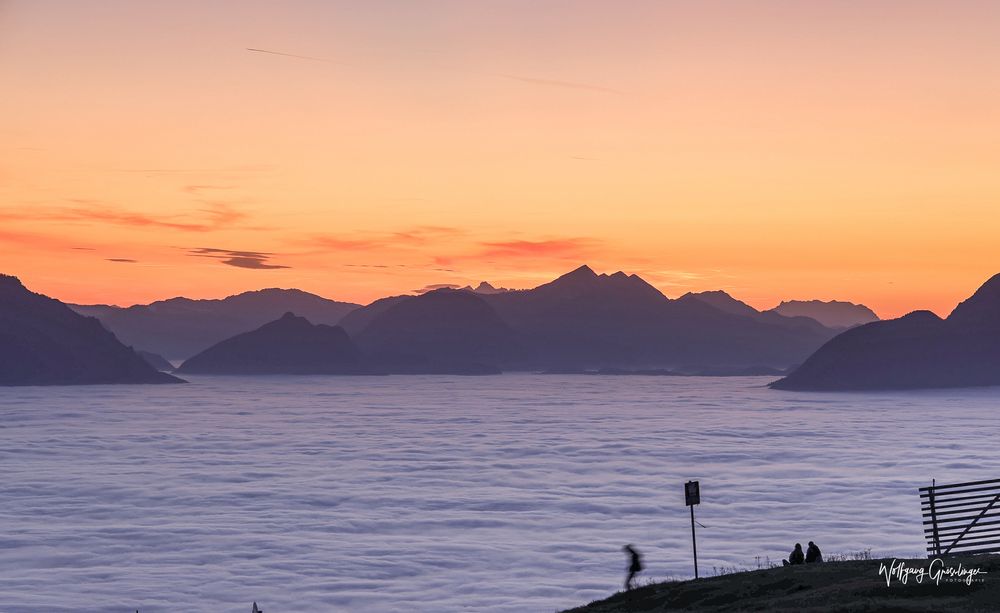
[773,273,1000,391]
[0,274,183,386]
[144,266,863,376]
[69,288,360,361]
[770,299,879,329]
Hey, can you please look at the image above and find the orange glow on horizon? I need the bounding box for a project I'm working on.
[2,1,999,318]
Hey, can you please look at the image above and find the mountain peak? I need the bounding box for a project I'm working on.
[266,312,315,330]
[0,273,25,289]
[692,289,734,299]
[539,265,603,292]
[467,281,510,294]
[564,264,597,279]
[680,290,759,317]
[519,265,669,310]
[948,272,1000,327]
[178,313,362,375]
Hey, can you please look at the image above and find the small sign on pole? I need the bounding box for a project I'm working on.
[685,480,700,506]
[685,480,700,578]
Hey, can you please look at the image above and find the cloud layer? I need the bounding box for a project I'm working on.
[2,376,991,612]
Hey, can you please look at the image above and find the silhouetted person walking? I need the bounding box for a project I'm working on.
[806,541,823,563]
[623,544,643,590]
[782,543,804,566]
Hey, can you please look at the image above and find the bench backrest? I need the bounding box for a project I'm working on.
[920,478,1000,557]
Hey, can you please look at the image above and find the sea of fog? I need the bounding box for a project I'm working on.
[1,375,999,612]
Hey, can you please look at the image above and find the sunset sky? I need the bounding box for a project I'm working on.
[2,1,999,317]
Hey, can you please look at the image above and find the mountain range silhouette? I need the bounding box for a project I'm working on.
[2,265,907,383]
[180,265,855,375]
[475,265,840,371]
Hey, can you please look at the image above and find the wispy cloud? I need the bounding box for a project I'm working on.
[0,200,248,232]
[302,228,600,275]
[307,226,463,252]
[194,201,248,227]
[391,226,462,244]
[414,283,460,294]
[0,228,52,246]
[182,184,235,194]
[311,236,381,251]
[106,258,137,263]
[188,247,289,270]
[478,238,600,259]
[224,257,289,270]
[0,228,101,251]
[114,165,272,174]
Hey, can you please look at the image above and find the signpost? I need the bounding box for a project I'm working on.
[685,480,700,578]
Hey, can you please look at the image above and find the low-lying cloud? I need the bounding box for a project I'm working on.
[414,283,461,294]
[188,247,289,270]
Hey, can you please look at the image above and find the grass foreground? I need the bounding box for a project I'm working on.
[562,555,1000,612]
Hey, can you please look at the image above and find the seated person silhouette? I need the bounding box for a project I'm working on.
[782,543,804,566]
[623,544,643,590]
[805,541,823,563]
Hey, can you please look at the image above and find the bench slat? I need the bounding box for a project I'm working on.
[919,477,1000,492]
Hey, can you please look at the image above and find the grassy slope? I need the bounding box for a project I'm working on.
[562,555,1000,612]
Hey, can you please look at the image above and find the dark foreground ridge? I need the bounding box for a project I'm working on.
[563,555,1000,612]
[773,272,1000,391]
[0,274,184,385]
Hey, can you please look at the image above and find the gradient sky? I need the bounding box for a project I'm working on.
[2,1,999,317]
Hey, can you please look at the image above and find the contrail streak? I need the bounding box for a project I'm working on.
[246,48,344,64]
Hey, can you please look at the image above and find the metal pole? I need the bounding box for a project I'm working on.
[690,504,699,578]
[929,479,940,558]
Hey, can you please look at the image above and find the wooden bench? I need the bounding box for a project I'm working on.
[921,478,1000,557]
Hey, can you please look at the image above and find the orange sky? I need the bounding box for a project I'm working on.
[2,1,999,317]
